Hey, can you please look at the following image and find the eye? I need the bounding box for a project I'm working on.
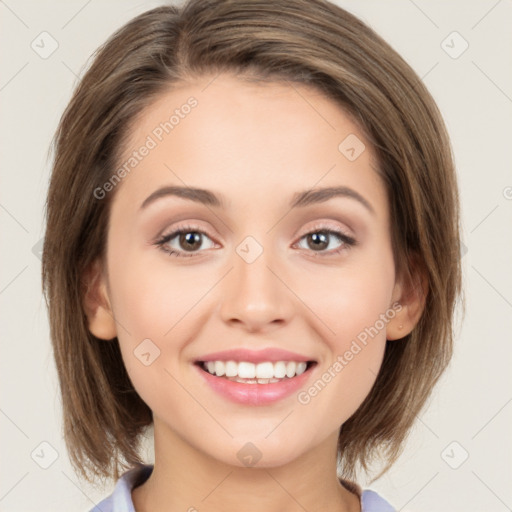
[154,223,357,259]
[295,226,357,256]
[155,224,217,258]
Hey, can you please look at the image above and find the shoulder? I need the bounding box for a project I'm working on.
[88,464,154,512]
[340,478,395,512]
[90,465,395,512]
[361,489,396,512]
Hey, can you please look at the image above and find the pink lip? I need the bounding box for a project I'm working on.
[194,362,317,406]
[195,348,315,364]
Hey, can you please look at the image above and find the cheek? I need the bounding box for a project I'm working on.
[107,246,200,338]
[297,249,396,346]
[107,259,196,414]
[294,251,395,418]
[105,245,219,394]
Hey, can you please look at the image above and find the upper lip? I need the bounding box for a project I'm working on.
[195,348,316,364]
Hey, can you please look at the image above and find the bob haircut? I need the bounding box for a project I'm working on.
[42,0,463,484]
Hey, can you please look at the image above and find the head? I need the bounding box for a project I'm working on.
[42,0,463,484]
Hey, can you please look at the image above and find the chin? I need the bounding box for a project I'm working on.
[205,435,308,470]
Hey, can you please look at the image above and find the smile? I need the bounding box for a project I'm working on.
[194,360,318,405]
[200,360,312,382]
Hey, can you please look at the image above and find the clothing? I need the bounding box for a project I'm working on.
[89,464,395,512]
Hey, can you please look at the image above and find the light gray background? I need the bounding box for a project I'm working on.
[1,0,511,510]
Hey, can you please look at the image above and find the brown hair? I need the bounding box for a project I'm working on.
[42,0,463,484]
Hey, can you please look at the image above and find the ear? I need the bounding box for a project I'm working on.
[82,258,117,340]
[386,252,428,341]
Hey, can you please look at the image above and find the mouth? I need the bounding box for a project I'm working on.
[193,359,318,405]
[194,360,318,384]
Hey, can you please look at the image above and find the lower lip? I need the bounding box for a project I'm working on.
[194,363,316,406]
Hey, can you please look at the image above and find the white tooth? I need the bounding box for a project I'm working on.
[273,361,287,378]
[207,360,309,379]
[230,376,257,384]
[225,360,238,377]
[256,362,274,379]
[257,378,269,384]
[296,362,307,375]
[214,361,225,376]
[286,361,297,378]
[238,362,256,379]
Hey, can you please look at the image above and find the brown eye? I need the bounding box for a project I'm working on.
[296,228,356,255]
[178,232,203,251]
[155,225,216,257]
[305,231,330,251]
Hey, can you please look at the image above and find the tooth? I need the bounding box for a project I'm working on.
[296,362,307,375]
[225,360,238,377]
[214,361,225,376]
[238,362,256,378]
[256,362,274,379]
[273,361,287,378]
[285,361,297,378]
[257,378,269,384]
[203,360,311,379]
[231,376,257,384]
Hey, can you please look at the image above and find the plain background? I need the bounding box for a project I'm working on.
[1,0,511,510]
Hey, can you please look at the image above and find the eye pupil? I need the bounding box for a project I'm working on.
[308,232,329,251]
[180,232,201,250]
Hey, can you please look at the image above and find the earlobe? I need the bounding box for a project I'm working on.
[82,259,117,340]
[386,256,428,341]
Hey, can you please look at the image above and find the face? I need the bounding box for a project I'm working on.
[91,73,406,468]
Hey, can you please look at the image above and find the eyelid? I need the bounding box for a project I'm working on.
[157,222,212,239]
[296,220,355,241]
[154,219,357,258]
[156,220,353,243]
[155,222,218,248]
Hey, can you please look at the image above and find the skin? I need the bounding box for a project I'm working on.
[84,73,425,512]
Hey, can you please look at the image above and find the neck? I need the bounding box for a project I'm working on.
[132,418,360,512]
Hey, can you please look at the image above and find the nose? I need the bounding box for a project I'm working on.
[218,243,295,333]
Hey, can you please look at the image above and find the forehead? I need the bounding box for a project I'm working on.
[113,73,386,216]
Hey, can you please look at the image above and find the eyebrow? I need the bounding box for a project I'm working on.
[140,185,375,215]
[290,186,375,214]
[140,186,223,210]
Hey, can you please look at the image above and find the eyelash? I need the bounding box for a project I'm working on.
[154,223,357,258]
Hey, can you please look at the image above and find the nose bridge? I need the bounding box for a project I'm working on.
[218,234,292,330]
